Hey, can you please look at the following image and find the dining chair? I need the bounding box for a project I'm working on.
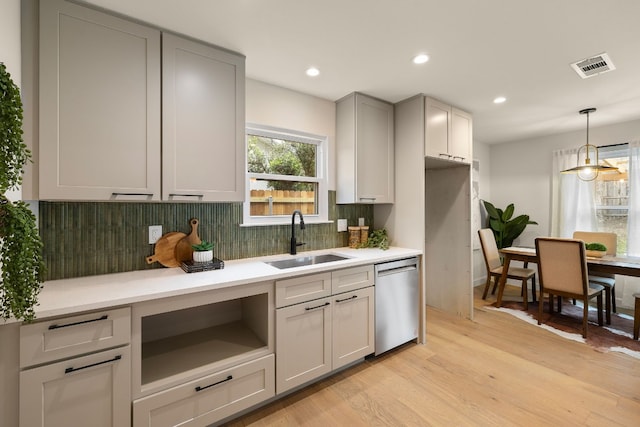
[478,229,536,309]
[535,237,604,338]
[573,231,617,324]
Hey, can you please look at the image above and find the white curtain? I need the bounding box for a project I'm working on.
[627,140,640,256]
[551,148,597,237]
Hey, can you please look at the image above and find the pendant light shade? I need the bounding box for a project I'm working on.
[561,108,618,181]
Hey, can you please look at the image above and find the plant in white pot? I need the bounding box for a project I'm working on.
[0,62,46,321]
[192,240,214,263]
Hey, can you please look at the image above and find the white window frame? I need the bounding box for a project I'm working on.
[243,123,328,226]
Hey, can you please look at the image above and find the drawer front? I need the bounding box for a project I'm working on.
[331,265,374,294]
[20,307,131,368]
[20,346,131,427]
[275,272,331,308]
[133,354,275,427]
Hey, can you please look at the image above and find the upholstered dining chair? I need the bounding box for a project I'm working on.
[573,231,617,324]
[478,229,537,309]
[535,237,604,338]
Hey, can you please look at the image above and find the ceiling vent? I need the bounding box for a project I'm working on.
[570,52,616,79]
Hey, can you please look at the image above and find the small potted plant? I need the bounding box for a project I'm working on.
[192,240,214,263]
[585,242,607,258]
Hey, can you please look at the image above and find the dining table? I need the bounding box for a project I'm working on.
[496,246,640,323]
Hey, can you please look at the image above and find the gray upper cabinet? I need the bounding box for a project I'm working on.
[36,0,245,202]
[162,33,245,202]
[336,92,394,204]
[425,97,472,164]
[39,0,161,200]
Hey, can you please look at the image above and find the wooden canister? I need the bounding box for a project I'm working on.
[360,226,369,246]
[348,226,361,248]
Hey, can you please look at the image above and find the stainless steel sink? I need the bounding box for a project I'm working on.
[265,254,350,269]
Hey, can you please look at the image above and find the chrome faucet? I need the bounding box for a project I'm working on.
[290,210,306,255]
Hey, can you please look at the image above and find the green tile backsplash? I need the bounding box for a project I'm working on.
[39,191,373,280]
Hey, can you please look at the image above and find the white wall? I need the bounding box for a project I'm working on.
[488,118,640,247]
[245,79,337,190]
[1,0,22,202]
[0,2,21,426]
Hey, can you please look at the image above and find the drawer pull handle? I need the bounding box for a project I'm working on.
[336,295,358,303]
[169,193,204,199]
[195,375,233,392]
[305,302,330,311]
[65,355,121,374]
[49,314,108,330]
[111,192,154,197]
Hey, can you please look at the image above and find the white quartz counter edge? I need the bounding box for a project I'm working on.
[6,247,421,323]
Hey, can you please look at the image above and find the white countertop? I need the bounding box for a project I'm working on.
[8,247,421,323]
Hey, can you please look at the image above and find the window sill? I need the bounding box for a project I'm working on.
[240,220,334,228]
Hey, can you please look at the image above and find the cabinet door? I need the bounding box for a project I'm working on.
[355,94,395,203]
[424,97,451,159]
[162,33,246,202]
[276,297,331,393]
[39,0,161,200]
[332,287,375,369]
[450,108,472,163]
[20,346,131,427]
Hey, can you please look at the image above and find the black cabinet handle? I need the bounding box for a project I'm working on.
[111,192,153,196]
[65,355,121,374]
[336,295,358,303]
[49,314,108,330]
[195,375,233,392]
[305,302,330,311]
[169,193,204,199]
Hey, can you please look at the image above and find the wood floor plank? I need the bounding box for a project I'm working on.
[225,287,640,426]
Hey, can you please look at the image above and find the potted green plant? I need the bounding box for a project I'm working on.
[0,63,45,321]
[585,242,607,258]
[192,240,214,263]
[482,200,537,249]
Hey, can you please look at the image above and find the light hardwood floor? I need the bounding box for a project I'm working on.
[225,287,640,426]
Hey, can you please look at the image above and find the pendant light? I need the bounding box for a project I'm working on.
[561,108,618,181]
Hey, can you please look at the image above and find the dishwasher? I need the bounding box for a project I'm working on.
[374,257,419,355]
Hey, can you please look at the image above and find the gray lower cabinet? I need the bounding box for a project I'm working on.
[275,266,375,394]
[19,308,132,427]
[132,354,274,427]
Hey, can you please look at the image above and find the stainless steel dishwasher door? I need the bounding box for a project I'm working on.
[374,257,419,355]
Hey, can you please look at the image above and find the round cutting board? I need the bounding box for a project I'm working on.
[146,231,187,267]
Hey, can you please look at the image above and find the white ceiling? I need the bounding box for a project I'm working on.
[83,0,640,145]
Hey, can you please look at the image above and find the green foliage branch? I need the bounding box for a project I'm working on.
[0,63,45,321]
[482,200,537,249]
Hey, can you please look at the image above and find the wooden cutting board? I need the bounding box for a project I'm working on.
[175,218,202,262]
[146,231,186,267]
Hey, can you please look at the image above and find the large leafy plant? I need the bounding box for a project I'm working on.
[482,200,537,249]
[0,62,45,321]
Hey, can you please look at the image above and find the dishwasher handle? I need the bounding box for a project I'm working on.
[376,265,417,277]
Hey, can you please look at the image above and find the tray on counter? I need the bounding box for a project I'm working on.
[180,257,225,273]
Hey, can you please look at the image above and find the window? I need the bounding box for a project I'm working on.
[243,124,328,225]
[594,145,629,254]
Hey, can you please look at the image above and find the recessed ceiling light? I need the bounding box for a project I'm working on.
[493,96,506,104]
[306,67,320,77]
[412,54,429,64]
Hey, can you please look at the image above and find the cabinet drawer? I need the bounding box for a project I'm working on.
[20,346,131,427]
[331,265,374,294]
[275,272,331,308]
[20,307,131,368]
[133,354,275,427]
